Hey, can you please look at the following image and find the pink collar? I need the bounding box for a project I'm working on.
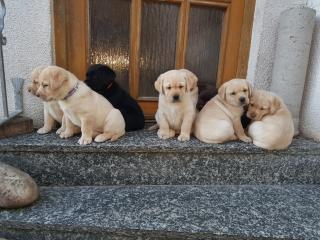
[63,82,79,100]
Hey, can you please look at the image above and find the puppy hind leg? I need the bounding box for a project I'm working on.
[95,109,125,142]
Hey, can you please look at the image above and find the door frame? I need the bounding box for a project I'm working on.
[53,0,256,118]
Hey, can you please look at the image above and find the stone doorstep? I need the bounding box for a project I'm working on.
[0,131,320,186]
[0,185,319,240]
[0,130,319,154]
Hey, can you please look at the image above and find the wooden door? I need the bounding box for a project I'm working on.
[54,0,255,119]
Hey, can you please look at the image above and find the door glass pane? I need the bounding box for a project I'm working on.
[139,1,179,98]
[89,0,131,91]
[185,5,224,92]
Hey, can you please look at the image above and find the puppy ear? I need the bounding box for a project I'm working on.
[181,69,198,92]
[31,66,45,82]
[270,95,281,114]
[218,83,227,101]
[247,81,253,97]
[154,74,164,94]
[50,68,68,90]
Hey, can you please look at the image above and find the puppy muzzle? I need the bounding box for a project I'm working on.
[172,95,180,103]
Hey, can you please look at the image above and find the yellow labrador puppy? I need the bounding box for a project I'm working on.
[247,90,294,150]
[28,66,65,134]
[154,69,198,141]
[194,78,252,144]
[37,66,125,145]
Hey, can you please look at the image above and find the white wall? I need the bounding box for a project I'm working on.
[0,0,52,127]
[247,0,307,89]
[247,0,320,141]
[300,0,320,141]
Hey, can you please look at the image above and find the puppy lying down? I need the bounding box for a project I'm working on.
[28,66,65,134]
[154,69,198,141]
[194,79,252,144]
[37,66,125,145]
[247,90,294,150]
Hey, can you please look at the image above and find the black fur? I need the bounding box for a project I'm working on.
[85,64,145,131]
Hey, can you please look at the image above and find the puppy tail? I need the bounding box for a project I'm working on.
[148,124,159,131]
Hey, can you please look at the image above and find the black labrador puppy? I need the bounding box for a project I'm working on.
[85,64,145,131]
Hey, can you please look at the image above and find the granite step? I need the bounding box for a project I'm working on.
[0,131,320,186]
[1,185,319,240]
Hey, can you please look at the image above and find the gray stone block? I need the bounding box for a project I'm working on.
[0,131,319,185]
[0,185,319,239]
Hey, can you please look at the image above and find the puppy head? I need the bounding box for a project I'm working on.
[218,78,252,107]
[85,64,116,92]
[36,66,69,101]
[155,69,198,103]
[246,90,282,121]
[28,66,46,95]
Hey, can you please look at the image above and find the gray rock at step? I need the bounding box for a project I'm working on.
[0,163,39,208]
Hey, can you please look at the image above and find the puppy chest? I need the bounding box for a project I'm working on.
[63,108,81,127]
[166,111,184,130]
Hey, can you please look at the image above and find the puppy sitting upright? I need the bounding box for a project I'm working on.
[194,79,252,144]
[85,64,145,131]
[37,66,125,145]
[28,66,64,134]
[154,69,198,141]
[247,90,294,150]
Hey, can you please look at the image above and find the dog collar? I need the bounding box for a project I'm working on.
[63,82,79,100]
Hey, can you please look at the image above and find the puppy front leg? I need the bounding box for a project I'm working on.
[233,117,252,143]
[59,117,78,139]
[178,112,195,141]
[56,114,66,135]
[78,118,93,145]
[37,107,55,134]
[157,113,175,140]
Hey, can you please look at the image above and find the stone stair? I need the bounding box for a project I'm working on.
[0,130,320,239]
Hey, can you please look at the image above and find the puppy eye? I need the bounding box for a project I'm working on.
[167,86,171,90]
[243,89,247,92]
[250,103,254,107]
[43,84,49,88]
[230,92,236,95]
[179,86,183,89]
[260,107,265,110]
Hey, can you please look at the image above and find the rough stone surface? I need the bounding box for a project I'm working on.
[0,163,39,208]
[270,6,316,134]
[301,0,320,141]
[0,0,52,127]
[0,185,319,239]
[0,131,320,186]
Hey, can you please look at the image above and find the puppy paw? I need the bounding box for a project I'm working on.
[78,136,92,145]
[239,135,252,143]
[178,133,190,142]
[59,131,74,139]
[37,127,51,134]
[157,129,175,140]
[94,133,110,143]
[56,127,64,135]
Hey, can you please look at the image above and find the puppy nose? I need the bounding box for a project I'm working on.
[173,95,179,101]
[239,97,246,103]
[250,112,256,118]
